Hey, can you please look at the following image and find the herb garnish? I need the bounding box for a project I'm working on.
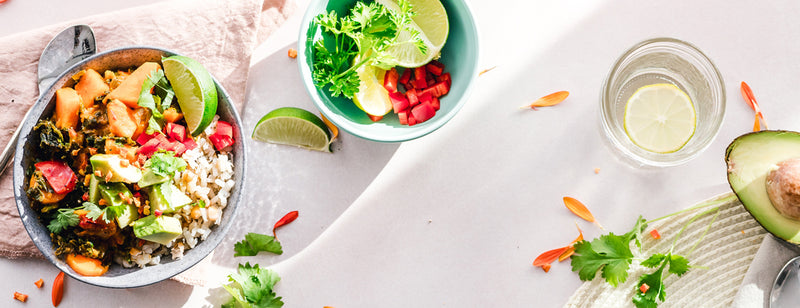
[311,0,425,99]
[147,151,187,177]
[138,68,175,134]
[233,232,283,257]
[569,195,733,307]
[47,201,121,233]
[222,262,284,308]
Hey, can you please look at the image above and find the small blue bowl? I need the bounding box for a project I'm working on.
[298,0,479,142]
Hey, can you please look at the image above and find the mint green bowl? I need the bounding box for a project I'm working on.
[298,0,479,142]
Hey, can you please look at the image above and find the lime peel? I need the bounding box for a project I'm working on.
[252,107,332,152]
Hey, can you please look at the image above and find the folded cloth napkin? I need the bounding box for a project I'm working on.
[0,0,295,285]
[732,234,799,307]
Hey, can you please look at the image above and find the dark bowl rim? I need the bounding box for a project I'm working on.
[13,45,246,288]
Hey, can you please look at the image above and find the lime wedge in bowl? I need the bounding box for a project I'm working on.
[253,107,332,152]
[376,0,449,67]
[163,55,218,136]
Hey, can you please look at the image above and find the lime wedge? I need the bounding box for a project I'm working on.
[376,0,449,67]
[252,107,332,152]
[353,64,393,117]
[162,55,218,136]
[624,83,696,153]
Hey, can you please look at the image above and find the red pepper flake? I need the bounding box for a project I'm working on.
[650,229,661,240]
[35,278,44,288]
[81,192,89,201]
[740,82,768,131]
[640,283,650,293]
[154,210,163,217]
[563,197,604,230]
[13,291,28,302]
[273,211,299,239]
[520,91,569,109]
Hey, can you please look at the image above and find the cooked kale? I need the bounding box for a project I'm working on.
[33,120,71,158]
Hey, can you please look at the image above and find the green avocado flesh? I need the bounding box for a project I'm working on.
[726,130,800,244]
[133,215,182,245]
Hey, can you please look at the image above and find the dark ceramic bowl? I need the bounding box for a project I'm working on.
[13,46,246,288]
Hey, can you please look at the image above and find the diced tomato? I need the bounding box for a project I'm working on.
[413,66,427,89]
[407,89,419,106]
[389,91,409,113]
[437,72,451,87]
[650,229,661,240]
[136,131,160,146]
[431,97,440,111]
[426,60,444,76]
[166,123,186,142]
[383,68,399,93]
[399,68,412,87]
[407,113,417,126]
[34,161,77,194]
[136,138,162,157]
[165,141,187,156]
[182,137,198,150]
[426,75,436,87]
[398,111,408,125]
[426,81,450,97]
[411,102,436,123]
[367,114,383,122]
[418,91,433,105]
[209,134,234,151]
[215,121,234,140]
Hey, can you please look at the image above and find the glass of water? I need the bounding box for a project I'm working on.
[599,37,726,168]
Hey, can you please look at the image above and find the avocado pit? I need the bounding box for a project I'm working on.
[766,158,800,220]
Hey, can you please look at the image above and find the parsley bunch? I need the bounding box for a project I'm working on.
[570,196,730,308]
[311,0,425,99]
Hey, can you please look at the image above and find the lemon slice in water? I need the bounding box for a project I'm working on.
[624,83,696,153]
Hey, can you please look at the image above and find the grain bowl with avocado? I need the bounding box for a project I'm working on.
[24,55,236,277]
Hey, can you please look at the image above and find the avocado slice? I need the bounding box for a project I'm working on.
[98,182,139,227]
[88,175,101,203]
[90,154,142,183]
[726,130,800,244]
[146,182,192,214]
[133,215,182,245]
[138,169,169,188]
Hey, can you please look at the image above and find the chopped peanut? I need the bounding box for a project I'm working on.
[190,206,202,220]
[207,206,220,222]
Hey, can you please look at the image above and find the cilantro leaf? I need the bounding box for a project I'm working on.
[640,253,666,268]
[570,233,634,287]
[667,254,690,276]
[234,233,283,257]
[47,208,80,234]
[624,215,648,248]
[633,263,666,308]
[224,263,283,308]
[138,69,175,134]
[146,152,187,177]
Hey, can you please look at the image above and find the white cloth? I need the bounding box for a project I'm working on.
[732,235,798,308]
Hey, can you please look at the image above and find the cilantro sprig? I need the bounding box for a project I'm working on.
[47,202,120,233]
[146,151,187,177]
[311,0,425,99]
[569,195,733,307]
[222,262,283,308]
[138,68,175,134]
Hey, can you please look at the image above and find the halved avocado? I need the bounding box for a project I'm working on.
[726,130,800,244]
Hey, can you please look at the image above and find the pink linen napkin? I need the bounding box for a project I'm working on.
[0,0,295,284]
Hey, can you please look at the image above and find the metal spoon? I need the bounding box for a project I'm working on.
[771,255,800,307]
[0,25,96,175]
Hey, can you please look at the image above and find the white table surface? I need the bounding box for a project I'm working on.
[2,0,800,307]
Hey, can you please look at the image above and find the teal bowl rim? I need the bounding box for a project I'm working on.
[297,0,480,143]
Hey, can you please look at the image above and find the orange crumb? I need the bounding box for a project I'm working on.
[288,48,297,59]
[594,168,600,174]
[13,291,27,302]
[35,278,44,288]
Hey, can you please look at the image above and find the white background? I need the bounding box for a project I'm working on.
[2,0,800,306]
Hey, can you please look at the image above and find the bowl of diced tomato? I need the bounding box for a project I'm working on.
[298,0,479,142]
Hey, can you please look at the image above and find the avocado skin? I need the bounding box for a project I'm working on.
[726,130,800,245]
[133,215,182,245]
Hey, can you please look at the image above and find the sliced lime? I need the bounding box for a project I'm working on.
[624,83,696,153]
[376,0,449,67]
[162,55,218,136]
[252,107,332,152]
